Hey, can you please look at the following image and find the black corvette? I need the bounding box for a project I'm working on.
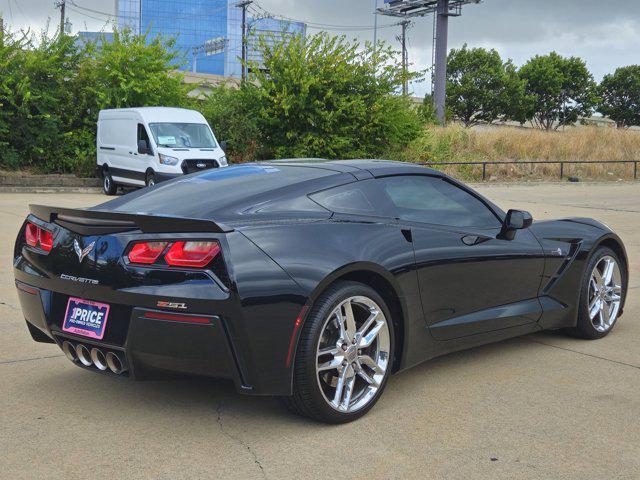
[14,160,628,423]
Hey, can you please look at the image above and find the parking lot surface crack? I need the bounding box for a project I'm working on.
[216,402,266,479]
[527,339,640,370]
[0,354,64,365]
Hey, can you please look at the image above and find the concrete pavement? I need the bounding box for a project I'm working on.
[1,183,638,480]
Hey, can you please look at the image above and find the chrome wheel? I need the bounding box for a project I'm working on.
[588,255,622,332]
[103,175,111,191]
[315,296,390,413]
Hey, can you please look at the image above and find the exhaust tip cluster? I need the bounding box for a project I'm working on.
[61,340,127,375]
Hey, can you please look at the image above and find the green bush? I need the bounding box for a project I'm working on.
[247,32,424,159]
[0,28,425,173]
[199,85,260,162]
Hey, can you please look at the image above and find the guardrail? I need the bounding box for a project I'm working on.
[420,160,639,180]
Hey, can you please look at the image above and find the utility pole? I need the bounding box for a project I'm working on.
[55,0,66,37]
[373,0,379,49]
[237,0,253,83]
[433,0,449,124]
[398,20,411,95]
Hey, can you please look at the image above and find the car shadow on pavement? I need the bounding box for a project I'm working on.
[22,364,315,426]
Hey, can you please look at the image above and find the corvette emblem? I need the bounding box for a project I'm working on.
[73,239,95,263]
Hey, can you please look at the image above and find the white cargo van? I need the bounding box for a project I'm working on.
[97,107,228,195]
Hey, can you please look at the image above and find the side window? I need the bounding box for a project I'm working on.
[380,175,501,228]
[309,180,392,217]
[137,124,151,153]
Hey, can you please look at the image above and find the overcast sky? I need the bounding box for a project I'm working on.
[1,0,639,96]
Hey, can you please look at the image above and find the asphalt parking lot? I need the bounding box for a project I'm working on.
[1,183,638,480]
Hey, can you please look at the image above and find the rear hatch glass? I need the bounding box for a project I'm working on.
[98,164,335,218]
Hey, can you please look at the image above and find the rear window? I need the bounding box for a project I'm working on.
[100,165,335,218]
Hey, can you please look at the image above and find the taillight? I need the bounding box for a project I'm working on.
[128,241,168,264]
[39,229,53,251]
[25,222,54,252]
[127,240,220,268]
[165,241,221,268]
[25,223,39,247]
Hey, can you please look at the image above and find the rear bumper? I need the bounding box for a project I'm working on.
[15,280,248,390]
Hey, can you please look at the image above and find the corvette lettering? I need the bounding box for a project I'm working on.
[60,274,99,285]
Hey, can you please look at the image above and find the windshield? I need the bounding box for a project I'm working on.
[149,123,217,148]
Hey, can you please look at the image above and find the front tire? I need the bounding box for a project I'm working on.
[145,171,156,187]
[282,281,394,423]
[572,246,626,339]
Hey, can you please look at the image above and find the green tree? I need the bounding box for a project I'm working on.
[446,45,528,127]
[0,30,84,171]
[519,52,597,130]
[247,32,423,159]
[597,65,640,128]
[199,85,260,162]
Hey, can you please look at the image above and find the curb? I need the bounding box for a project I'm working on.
[0,186,102,194]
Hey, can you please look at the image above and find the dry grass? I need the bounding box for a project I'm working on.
[392,125,640,181]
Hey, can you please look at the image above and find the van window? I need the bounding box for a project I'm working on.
[99,118,136,147]
[149,123,217,148]
[137,124,152,152]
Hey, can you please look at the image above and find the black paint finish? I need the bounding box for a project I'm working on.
[13,160,629,396]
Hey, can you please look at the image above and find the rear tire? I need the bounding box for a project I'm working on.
[102,168,117,195]
[281,281,394,424]
[570,246,626,339]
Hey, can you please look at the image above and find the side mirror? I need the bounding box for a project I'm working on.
[500,209,533,240]
[137,139,151,155]
[219,140,227,151]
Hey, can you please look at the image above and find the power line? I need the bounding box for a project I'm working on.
[250,1,401,31]
[66,5,112,24]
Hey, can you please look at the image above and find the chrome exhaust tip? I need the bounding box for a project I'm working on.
[90,348,108,371]
[75,344,93,367]
[62,341,78,363]
[105,351,127,374]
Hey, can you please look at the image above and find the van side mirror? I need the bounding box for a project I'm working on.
[219,140,227,151]
[500,209,533,240]
[138,140,151,155]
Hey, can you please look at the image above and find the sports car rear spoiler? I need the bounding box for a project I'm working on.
[29,204,233,234]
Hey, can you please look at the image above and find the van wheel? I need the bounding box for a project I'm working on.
[145,171,156,187]
[102,169,117,195]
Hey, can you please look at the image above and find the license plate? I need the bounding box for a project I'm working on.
[62,297,110,340]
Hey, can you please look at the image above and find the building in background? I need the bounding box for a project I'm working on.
[109,0,306,77]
